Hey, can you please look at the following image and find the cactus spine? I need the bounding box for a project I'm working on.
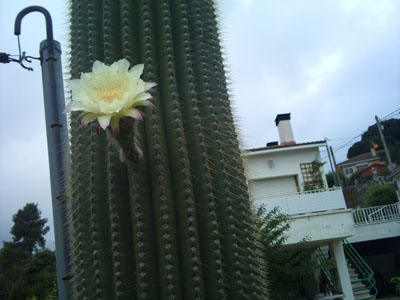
[67,0,267,299]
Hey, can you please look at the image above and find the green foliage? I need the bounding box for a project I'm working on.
[11,203,49,255]
[325,172,335,188]
[364,184,398,207]
[67,0,267,299]
[348,172,361,186]
[255,206,317,300]
[1,249,57,300]
[23,250,57,299]
[8,278,32,300]
[0,204,57,300]
[390,277,400,295]
[347,118,400,162]
[304,158,326,191]
[379,167,391,177]
[0,243,27,300]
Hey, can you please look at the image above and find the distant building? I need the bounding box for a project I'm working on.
[338,149,386,178]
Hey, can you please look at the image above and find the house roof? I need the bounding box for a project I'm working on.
[338,150,385,166]
[247,140,327,153]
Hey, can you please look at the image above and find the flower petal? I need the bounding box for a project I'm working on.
[63,103,72,114]
[121,108,143,120]
[92,61,106,73]
[98,100,123,114]
[129,63,144,79]
[81,114,98,130]
[97,115,112,129]
[145,82,157,91]
[70,100,96,113]
[134,93,152,101]
[112,59,130,73]
[134,100,156,110]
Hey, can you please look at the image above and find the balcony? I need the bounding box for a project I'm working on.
[255,187,347,216]
[352,202,400,226]
[348,202,400,243]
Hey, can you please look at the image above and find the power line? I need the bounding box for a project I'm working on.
[333,134,363,153]
[381,108,400,121]
[328,108,399,157]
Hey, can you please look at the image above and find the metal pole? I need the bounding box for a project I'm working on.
[326,145,338,186]
[375,115,394,171]
[40,39,68,300]
[330,146,342,188]
[15,7,68,300]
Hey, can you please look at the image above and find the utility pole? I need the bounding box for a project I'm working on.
[330,146,342,188]
[14,7,68,300]
[375,115,394,171]
[326,145,338,186]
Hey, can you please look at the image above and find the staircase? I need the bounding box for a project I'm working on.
[317,241,378,300]
[348,263,375,300]
[317,245,340,295]
[343,240,377,300]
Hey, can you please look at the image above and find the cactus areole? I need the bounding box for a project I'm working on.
[66,0,268,299]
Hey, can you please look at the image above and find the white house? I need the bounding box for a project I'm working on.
[243,113,362,300]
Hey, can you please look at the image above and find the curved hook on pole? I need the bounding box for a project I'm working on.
[14,6,55,59]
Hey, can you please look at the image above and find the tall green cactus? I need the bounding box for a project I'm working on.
[67,0,267,299]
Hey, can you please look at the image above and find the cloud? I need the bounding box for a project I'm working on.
[305,51,343,95]
[239,0,253,9]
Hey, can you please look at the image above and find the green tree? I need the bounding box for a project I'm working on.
[11,203,49,255]
[326,172,335,188]
[8,278,32,300]
[23,250,57,299]
[0,204,56,300]
[0,242,28,300]
[255,206,317,300]
[364,184,398,207]
[347,118,400,163]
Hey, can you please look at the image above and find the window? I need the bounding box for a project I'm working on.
[300,163,314,185]
[356,163,368,173]
[343,166,354,175]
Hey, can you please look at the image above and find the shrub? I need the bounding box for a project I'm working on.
[363,184,398,207]
[390,277,400,295]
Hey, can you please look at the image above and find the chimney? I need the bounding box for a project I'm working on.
[371,148,376,157]
[275,113,296,146]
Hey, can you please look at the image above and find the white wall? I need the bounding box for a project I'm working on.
[254,187,347,215]
[284,209,355,245]
[348,221,400,243]
[244,146,327,191]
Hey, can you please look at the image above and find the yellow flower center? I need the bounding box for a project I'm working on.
[90,75,129,103]
[93,86,124,103]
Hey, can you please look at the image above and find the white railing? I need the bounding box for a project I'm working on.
[255,187,347,216]
[352,202,400,225]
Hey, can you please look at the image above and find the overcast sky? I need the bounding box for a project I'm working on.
[1,0,399,249]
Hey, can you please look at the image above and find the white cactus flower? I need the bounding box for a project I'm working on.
[65,59,156,135]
